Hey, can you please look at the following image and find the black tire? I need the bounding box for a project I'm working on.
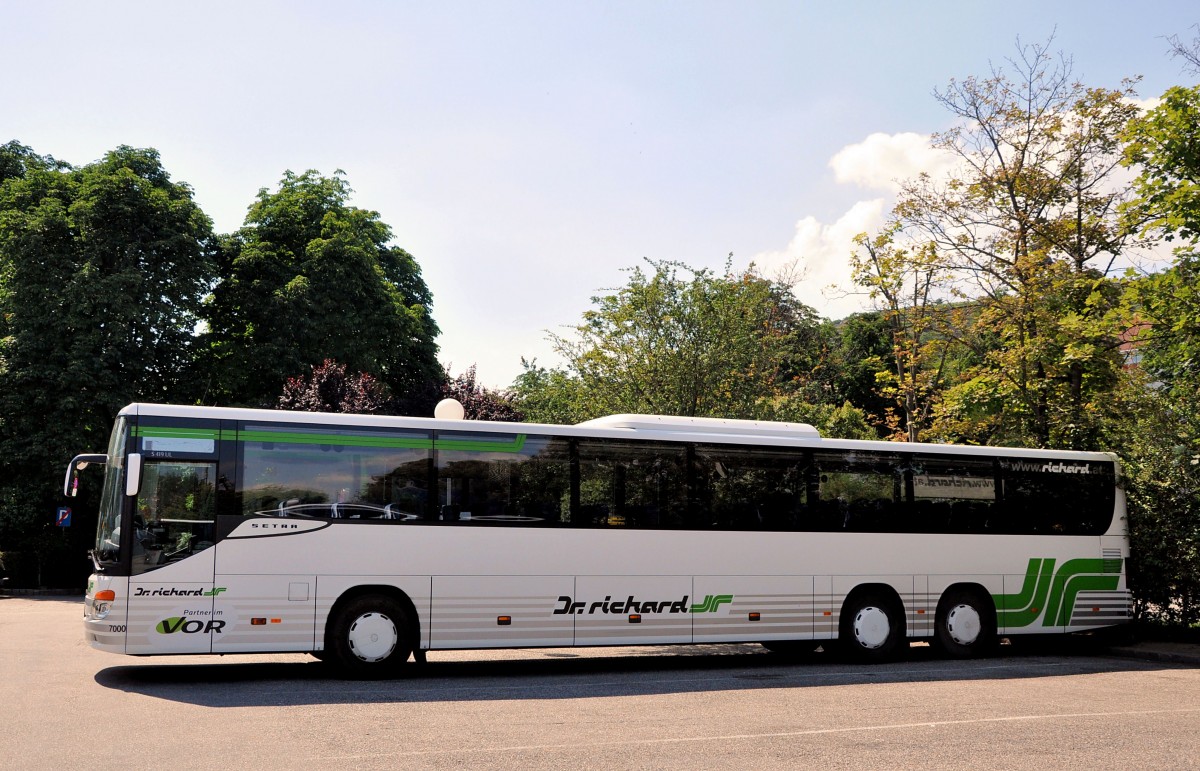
[934,588,997,659]
[838,591,906,662]
[327,594,413,678]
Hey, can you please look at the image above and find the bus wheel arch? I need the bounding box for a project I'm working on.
[838,585,907,662]
[324,586,421,677]
[934,584,997,658]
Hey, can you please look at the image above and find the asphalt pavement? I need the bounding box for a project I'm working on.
[6,594,1200,770]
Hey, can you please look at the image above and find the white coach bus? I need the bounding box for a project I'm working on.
[67,402,1130,676]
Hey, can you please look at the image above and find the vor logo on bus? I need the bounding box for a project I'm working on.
[155,618,227,634]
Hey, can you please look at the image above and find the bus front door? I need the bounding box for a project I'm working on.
[125,458,221,654]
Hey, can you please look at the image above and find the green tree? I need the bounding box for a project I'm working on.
[0,140,68,185]
[895,40,1141,448]
[548,259,820,419]
[822,312,895,437]
[752,397,876,440]
[203,170,441,412]
[1124,85,1200,242]
[1116,67,1200,627]
[1124,84,1200,398]
[509,359,594,425]
[0,144,216,586]
[1103,377,1200,626]
[849,226,952,441]
[1123,82,1200,394]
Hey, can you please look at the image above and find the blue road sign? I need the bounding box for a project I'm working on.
[56,507,72,527]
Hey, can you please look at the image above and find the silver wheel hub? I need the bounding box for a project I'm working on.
[347,612,398,663]
[853,605,891,649]
[946,603,982,646]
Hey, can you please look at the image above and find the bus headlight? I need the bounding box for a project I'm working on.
[93,589,116,620]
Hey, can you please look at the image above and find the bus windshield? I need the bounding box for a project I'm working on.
[93,417,128,566]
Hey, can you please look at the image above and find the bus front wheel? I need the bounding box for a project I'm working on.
[934,588,997,658]
[328,594,412,677]
[839,591,905,662]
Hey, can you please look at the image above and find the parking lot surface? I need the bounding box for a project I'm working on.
[3,596,1199,769]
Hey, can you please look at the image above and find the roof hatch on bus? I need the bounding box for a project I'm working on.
[577,414,821,439]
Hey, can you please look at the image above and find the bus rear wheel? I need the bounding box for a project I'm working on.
[839,591,905,662]
[328,594,412,678]
[934,588,997,658]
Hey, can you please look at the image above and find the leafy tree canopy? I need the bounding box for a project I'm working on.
[0,143,215,583]
[0,144,216,465]
[203,170,441,412]
[1125,85,1200,241]
[547,258,822,419]
[891,39,1140,448]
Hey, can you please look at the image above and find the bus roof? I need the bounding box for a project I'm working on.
[117,402,1117,462]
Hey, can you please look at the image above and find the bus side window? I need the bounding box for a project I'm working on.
[238,425,433,522]
[435,433,572,525]
[576,440,687,529]
[912,455,997,534]
[814,451,905,532]
[997,458,1115,535]
[691,444,808,531]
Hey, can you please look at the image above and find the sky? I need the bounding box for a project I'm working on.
[2,2,1196,388]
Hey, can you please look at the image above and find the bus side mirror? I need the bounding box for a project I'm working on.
[64,453,108,498]
[126,453,143,497]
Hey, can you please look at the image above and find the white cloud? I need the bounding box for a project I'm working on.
[754,198,889,319]
[1127,96,1162,112]
[828,132,957,192]
[753,131,962,318]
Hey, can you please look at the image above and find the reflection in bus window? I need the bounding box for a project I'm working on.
[239,426,432,520]
[911,455,996,533]
[998,457,1115,535]
[814,451,904,531]
[132,461,216,574]
[576,440,687,528]
[435,433,571,523]
[692,444,808,530]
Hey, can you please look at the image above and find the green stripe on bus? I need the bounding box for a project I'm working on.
[994,558,1056,628]
[238,431,434,449]
[132,426,531,453]
[241,430,527,453]
[993,557,1122,629]
[1055,572,1122,627]
[434,435,528,453]
[133,427,223,440]
[1042,558,1121,628]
